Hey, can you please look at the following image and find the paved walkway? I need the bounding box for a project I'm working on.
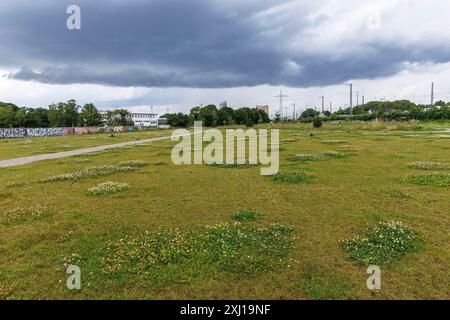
[0,134,184,168]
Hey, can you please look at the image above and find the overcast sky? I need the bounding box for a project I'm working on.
[1,0,450,116]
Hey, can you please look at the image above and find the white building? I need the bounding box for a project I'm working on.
[101,111,169,128]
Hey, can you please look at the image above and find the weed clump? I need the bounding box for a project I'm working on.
[41,160,149,182]
[272,171,313,183]
[101,223,294,277]
[321,140,348,145]
[0,205,52,225]
[289,154,319,162]
[86,182,130,197]
[408,162,449,170]
[341,221,423,266]
[232,211,262,221]
[408,173,450,187]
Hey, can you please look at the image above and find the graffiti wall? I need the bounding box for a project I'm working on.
[0,127,134,139]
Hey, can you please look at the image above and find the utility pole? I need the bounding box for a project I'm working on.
[274,90,288,119]
[346,83,353,116]
[431,82,434,107]
[319,96,325,115]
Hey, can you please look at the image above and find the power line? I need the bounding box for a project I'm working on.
[274,90,288,119]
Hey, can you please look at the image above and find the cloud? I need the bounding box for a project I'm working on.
[1,0,450,89]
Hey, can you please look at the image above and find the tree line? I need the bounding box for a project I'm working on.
[0,100,134,128]
[298,100,450,122]
[162,104,270,128]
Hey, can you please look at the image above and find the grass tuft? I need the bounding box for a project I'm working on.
[232,211,262,221]
[272,171,313,183]
[408,162,449,170]
[0,205,52,225]
[41,160,149,183]
[86,182,130,197]
[321,140,348,145]
[408,173,450,187]
[341,221,423,266]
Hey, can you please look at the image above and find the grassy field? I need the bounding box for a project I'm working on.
[0,129,172,160]
[0,123,449,300]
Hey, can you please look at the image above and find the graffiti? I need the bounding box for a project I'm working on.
[0,127,134,139]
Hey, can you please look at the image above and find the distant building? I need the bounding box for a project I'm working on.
[256,105,269,114]
[101,110,168,128]
[219,101,228,108]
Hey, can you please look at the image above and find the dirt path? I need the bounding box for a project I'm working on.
[0,134,182,168]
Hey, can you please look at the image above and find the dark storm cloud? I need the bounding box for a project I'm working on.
[0,0,449,88]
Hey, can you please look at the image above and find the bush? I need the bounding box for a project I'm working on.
[313,118,323,128]
[341,221,423,266]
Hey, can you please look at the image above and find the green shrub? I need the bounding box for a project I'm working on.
[86,182,130,197]
[313,118,323,128]
[232,211,262,221]
[408,173,450,187]
[272,171,313,183]
[341,221,423,266]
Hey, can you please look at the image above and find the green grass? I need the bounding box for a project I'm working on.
[0,129,171,161]
[85,182,130,197]
[231,211,262,221]
[100,223,294,281]
[40,161,149,183]
[0,205,53,225]
[271,171,314,183]
[341,221,423,266]
[297,266,355,300]
[408,173,450,187]
[0,123,449,299]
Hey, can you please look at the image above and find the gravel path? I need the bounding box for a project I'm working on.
[0,134,183,168]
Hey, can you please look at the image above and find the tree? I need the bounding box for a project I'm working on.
[80,103,102,127]
[106,109,134,126]
[0,106,15,128]
[199,104,218,127]
[189,106,202,122]
[302,108,319,118]
[234,108,250,125]
[48,100,80,127]
[217,107,234,126]
[14,107,27,127]
[162,113,191,128]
